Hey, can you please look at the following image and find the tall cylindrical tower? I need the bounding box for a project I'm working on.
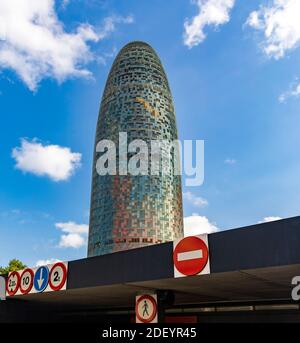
[88,41,183,256]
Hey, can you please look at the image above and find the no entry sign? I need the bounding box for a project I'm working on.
[173,235,210,278]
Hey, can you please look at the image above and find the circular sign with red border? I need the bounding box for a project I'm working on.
[20,268,34,294]
[49,262,67,291]
[173,236,209,276]
[6,271,21,296]
[135,294,157,323]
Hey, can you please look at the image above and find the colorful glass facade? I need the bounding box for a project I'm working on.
[88,41,183,257]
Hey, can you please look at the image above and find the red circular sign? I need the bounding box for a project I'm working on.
[135,295,157,323]
[6,271,21,296]
[19,268,34,294]
[49,262,67,291]
[173,236,209,276]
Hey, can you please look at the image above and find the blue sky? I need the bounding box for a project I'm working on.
[1,0,300,267]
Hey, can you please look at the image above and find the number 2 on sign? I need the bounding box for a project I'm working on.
[53,271,60,282]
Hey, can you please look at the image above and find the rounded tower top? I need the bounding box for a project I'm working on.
[121,40,153,48]
[102,40,171,101]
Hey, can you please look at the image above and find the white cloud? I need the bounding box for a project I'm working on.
[56,221,88,249]
[36,258,61,267]
[0,21,6,41]
[184,214,219,236]
[0,0,133,90]
[184,0,235,48]
[279,82,300,102]
[259,216,282,223]
[98,15,134,41]
[246,11,261,30]
[183,191,208,208]
[55,221,89,234]
[246,0,300,59]
[59,233,85,248]
[12,138,81,181]
[224,158,236,165]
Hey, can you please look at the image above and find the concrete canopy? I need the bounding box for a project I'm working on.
[5,216,300,311]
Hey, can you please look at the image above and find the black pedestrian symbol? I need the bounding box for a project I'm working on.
[142,300,149,317]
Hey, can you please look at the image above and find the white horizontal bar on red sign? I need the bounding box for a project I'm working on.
[177,249,203,261]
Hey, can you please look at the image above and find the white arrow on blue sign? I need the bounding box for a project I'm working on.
[33,266,49,292]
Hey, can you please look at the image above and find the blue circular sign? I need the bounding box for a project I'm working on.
[33,266,49,292]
